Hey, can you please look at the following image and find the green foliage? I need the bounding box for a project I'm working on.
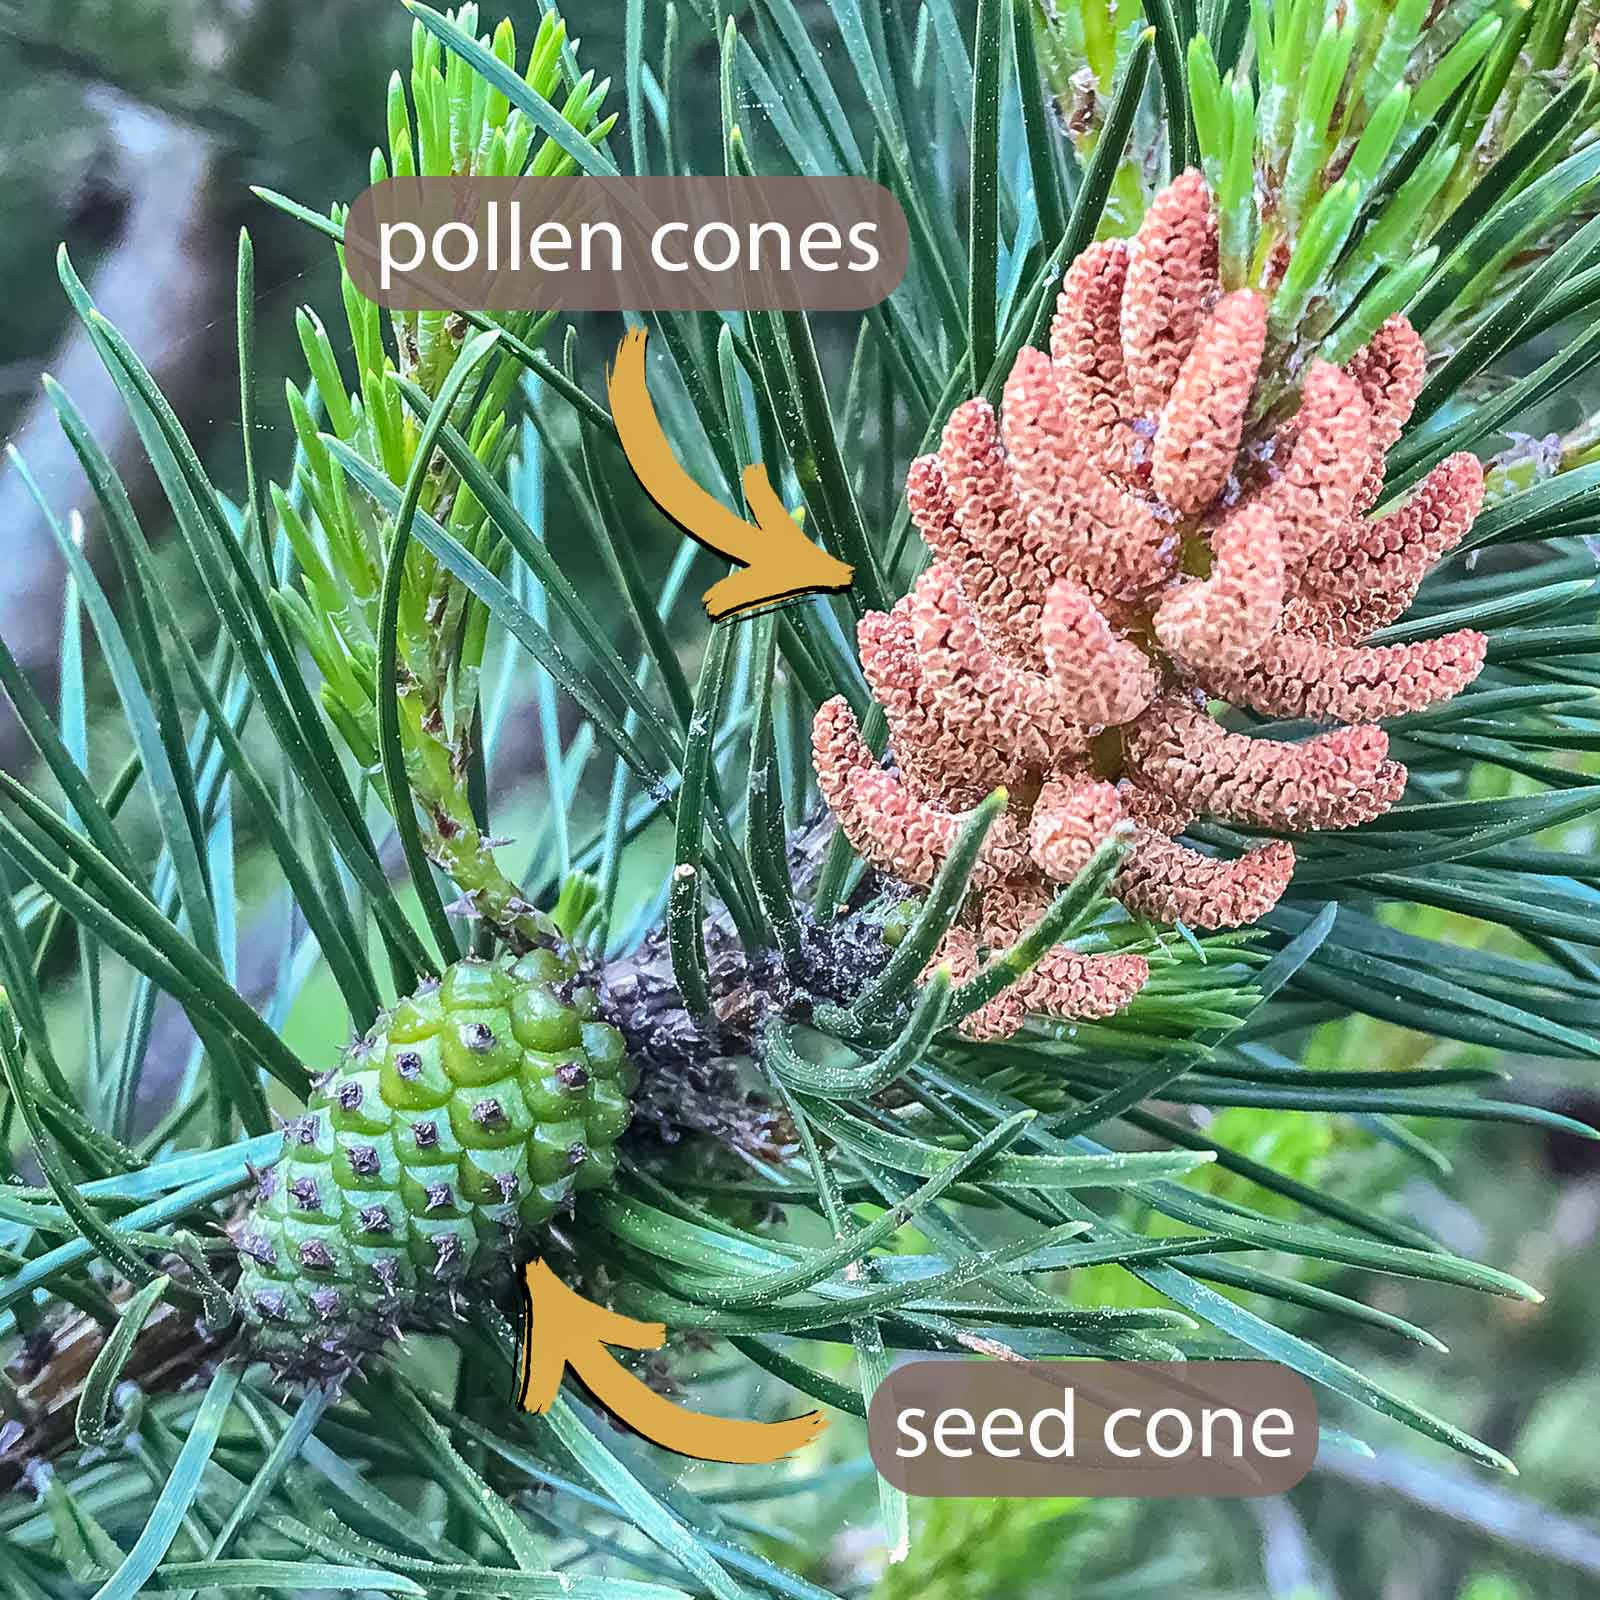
[1,0,1600,1595]
[1038,0,1600,394]
[258,8,616,956]
[875,1496,1089,1599]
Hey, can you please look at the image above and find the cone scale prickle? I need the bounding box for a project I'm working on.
[234,948,636,1379]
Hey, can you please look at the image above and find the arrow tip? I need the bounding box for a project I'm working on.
[610,333,857,618]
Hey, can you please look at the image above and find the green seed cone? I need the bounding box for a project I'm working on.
[233,948,637,1379]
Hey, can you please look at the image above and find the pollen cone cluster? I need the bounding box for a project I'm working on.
[814,171,1487,1040]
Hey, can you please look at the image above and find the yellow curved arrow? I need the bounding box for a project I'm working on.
[517,1260,829,1464]
[605,327,855,620]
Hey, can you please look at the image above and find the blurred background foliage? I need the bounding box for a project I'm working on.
[2,2,1600,1598]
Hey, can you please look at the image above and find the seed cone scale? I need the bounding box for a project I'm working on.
[815,170,1487,1040]
[234,949,636,1380]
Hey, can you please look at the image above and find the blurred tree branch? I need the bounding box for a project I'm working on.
[0,0,274,143]
[1316,1441,1600,1579]
[0,0,398,770]
[0,87,229,771]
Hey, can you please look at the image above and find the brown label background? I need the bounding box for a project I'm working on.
[868,1360,1319,1498]
[344,175,909,313]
